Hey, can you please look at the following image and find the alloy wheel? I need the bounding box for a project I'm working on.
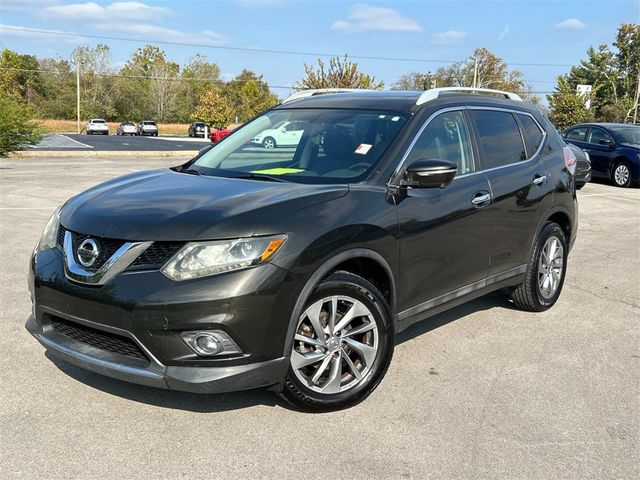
[291,295,379,394]
[538,236,564,299]
[614,164,630,187]
[263,138,275,149]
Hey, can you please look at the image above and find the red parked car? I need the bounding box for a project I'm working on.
[210,128,233,143]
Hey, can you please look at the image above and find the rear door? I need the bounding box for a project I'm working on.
[469,108,553,277]
[395,109,493,317]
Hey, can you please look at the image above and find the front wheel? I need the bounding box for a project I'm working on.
[612,161,632,188]
[280,271,394,412]
[511,222,567,312]
[263,137,276,149]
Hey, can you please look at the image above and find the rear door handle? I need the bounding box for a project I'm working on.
[533,175,547,186]
[471,192,491,207]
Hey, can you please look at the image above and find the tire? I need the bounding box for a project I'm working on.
[611,160,632,188]
[280,271,394,412]
[511,222,568,312]
[263,137,276,149]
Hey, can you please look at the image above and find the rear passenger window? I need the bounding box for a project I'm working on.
[470,110,526,169]
[405,111,473,176]
[518,114,544,157]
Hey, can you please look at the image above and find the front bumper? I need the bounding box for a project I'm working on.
[26,315,288,393]
[27,246,302,394]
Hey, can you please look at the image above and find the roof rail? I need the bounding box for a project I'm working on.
[282,88,375,104]
[416,87,522,105]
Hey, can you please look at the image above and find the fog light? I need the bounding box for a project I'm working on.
[195,334,221,354]
[180,330,242,357]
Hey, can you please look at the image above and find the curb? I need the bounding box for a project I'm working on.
[10,150,199,158]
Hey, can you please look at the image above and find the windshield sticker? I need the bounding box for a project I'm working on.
[251,167,304,175]
[355,144,373,155]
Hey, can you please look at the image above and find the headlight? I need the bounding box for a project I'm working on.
[161,235,286,281]
[37,205,62,251]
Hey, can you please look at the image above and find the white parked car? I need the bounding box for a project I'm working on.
[116,122,137,136]
[251,121,304,148]
[137,120,158,137]
[85,119,109,135]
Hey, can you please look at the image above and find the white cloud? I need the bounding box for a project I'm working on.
[0,23,86,43]
[332,3,422,33]
[497,25,510,42]
[92,22,228,46]
[44,1,171,21]
[554,18,587,29]
[0,0,59,12]
[431,30,467,45]
[234,0,282,7]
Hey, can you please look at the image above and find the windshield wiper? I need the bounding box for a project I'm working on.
[232,173,287,183]
[180,168,202,176]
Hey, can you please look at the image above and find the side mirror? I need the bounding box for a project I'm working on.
[405,159,457,188]
[599,139,614,148]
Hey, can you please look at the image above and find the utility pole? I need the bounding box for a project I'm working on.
[75,59,81,134]
[472,55,479,89]
[634,72,640,124]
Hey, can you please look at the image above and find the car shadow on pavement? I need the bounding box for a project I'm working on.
[44,293,515,412]
[395,292,517,345]
[44,351,282,413]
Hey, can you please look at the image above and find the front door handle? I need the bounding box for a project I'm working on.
[471,192,491,207]
[533,175,547,186]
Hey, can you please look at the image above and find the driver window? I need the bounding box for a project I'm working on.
[405,111,473,176]
[587,128,611,144]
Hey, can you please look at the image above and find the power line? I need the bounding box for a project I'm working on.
[0,66,557,94]
[0,25,575,68]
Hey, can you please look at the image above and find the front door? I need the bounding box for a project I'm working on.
[584,126,615,177]
[394,109,493,318]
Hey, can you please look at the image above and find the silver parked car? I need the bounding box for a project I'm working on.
[116,122,137,136]
[85,119,109,135]
[137,120,158,137]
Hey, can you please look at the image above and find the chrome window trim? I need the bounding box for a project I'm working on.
[389,105,548,186]
[466,106,548,163]
[63,230,153,285]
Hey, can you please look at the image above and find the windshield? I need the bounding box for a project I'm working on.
[143,121,157,125]
[609,126,640,145]
[188,108,408,184]
[92,120,105,124]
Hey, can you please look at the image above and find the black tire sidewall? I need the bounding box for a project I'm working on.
[284,273,394,410]
[532,224,568,308]
[612,161,632,188]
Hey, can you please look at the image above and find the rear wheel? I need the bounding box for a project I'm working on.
[612,161,632,188]
[280,271,394,412]
[511,222,567,311]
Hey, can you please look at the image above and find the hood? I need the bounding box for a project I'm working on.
[621,143,640,150]
[61,168,348,241]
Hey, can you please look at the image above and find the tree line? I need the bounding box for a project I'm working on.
[0,44,279,128]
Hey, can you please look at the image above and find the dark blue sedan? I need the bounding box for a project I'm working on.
[562,123,639,188]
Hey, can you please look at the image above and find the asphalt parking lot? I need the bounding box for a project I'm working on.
[0,156,638,479]
[29,133,211,151]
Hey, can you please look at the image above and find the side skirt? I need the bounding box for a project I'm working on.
[394,265,527,333]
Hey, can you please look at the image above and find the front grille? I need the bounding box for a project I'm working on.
[129,242,183,270]
[50,316,148,361]
[58,226,183,272]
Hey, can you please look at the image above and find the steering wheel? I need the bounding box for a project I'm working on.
[348,162,371,172]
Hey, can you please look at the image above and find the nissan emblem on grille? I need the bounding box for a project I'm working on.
[77,238,100,267]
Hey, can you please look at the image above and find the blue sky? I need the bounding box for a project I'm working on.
[0,0,638,99]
